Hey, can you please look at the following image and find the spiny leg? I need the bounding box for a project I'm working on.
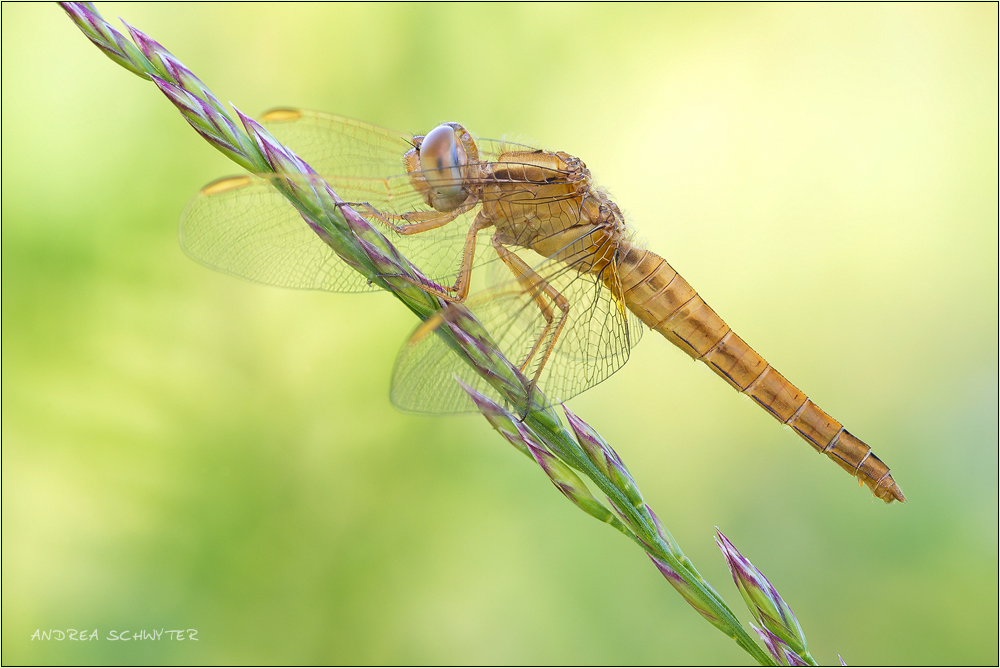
[387,211,494,302]
[491,236,570,392]
[352,200,475,235]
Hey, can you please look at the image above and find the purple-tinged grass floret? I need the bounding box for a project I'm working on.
[457,380,529,457]
[647,553,725,627]
[60,3,156,79]
[751,623,809,666]
[717,530,811,661]
[563,405,643,509]
[513,423,618,526]
[151,76,243,157]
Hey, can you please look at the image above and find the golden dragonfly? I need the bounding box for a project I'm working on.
[180,109,904,503]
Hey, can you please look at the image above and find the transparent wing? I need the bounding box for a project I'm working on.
[390,245,645,414]
[181,109,599,301]
[251,109,590,286]
[180,170,496,291]
[263,110,433,216]
[260,108,511,182]
[389,304,505,414]
[180,175,381,293]
[260,108,574,261]
[261,108,492,216]
[261,108,416,180]
[261,109,506,284]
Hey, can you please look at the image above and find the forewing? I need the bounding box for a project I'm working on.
[261,108,509,180]
[261,109,416,180]
[260,110,498,284]
[261,109,455,215]
[179,175,379,293]
[257,110,585,288]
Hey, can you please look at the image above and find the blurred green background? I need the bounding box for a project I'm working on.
[3,3,997,665]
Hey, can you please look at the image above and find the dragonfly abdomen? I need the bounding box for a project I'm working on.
[616,246,904,503]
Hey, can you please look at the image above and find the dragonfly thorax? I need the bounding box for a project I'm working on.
[482,147,629,278]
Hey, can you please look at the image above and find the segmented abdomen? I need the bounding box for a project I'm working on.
[615,245,904,503]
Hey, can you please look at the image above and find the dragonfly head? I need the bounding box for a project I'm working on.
[416,123,471,210]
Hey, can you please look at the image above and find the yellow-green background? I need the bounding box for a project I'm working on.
[3,3,997,665]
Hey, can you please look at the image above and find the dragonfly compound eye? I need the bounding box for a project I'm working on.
[419,124,466,200]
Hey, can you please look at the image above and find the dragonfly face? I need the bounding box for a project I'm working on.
[404,122,480,214]
[415,124,469,204]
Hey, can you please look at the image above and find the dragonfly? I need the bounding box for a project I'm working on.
[180,109,904,504]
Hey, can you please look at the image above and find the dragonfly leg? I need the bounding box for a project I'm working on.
[386,212,493,302]
[491,236,570,389]
[352,200,475,235]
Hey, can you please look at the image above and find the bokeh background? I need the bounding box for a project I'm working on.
[3,3,997,665]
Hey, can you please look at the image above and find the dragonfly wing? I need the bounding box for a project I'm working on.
[180,175,380,293]
[260,109,415,180]
[390,249,644,414]
[261,108,509,179]
[475,251,643,401]
[389,306,510,414]
[261,109,502,287]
